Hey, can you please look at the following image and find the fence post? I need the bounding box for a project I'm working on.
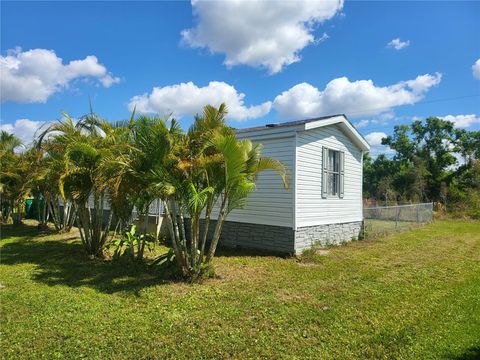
[416,205,419,223]
[395,207,398,230]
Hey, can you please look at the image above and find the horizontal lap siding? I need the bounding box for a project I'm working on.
[296,125,363,227]
[211,136,295,228]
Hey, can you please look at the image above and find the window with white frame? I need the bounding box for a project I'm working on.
[322,147,345,198]
[327,149,340,195]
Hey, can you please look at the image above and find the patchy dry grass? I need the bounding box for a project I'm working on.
[1,220,479,359]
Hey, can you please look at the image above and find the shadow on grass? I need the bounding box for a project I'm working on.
[450,347,480,360]
[1,223,179,295]
[0,222,55,240]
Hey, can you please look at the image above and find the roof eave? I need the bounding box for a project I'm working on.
[302,115,371,152]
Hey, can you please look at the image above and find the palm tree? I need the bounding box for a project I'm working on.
[0,131,23,153]
[39,113,115,256]
[202,133,289,263]
[0,132,28,224]
[151,104,288,278]
[99,113,183,260]
[30,139,77,231]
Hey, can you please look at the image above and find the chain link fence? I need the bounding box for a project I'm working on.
[363,203,433,237]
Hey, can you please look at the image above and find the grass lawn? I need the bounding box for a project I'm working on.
[1,220,479,359]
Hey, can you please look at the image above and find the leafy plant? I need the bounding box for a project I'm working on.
[107,225,156,261]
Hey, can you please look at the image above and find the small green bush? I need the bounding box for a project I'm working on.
[106,225,155,261]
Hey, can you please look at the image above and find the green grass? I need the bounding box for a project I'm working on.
[1,220,479,359]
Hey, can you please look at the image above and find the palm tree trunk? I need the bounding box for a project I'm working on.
[206,196,228,263]
[138,204,150,260]
[192,214,200,267]
[162,200,189,276]
[62,200,70,231]
[171,201,189,264]
[65,202,77,232]
[198,200,213,265]
[177,209,187,245]
[110,219,121,242]
[100,206,114,254]
[76,211,86,248]
[37,196,42,224]
[77,202,93,254]
[46,193,61,231]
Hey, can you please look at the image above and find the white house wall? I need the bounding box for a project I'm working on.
[211,135,295,228]
[296,124,363,227]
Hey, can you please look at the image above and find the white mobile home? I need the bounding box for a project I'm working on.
[213,114,370,254]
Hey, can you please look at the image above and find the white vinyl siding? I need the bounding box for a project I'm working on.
[211,135,295,227]
[296,124,363,227]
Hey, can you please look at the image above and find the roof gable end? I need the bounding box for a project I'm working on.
[236,114,370,152]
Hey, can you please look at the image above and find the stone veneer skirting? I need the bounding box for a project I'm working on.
[294,221,363,254]
[195,219,296,254]
[199,219,363,255]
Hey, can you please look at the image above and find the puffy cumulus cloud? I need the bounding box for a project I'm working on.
[387,38,410,50]
[364,131,394,158]
[365,131,388,146]
[272,73,442,118]
[441,114,480,129]
[128,81,272,121]
[472,58,480,80]
[181,0,343,74]
[0,119,51,146]
[1,47,120,103]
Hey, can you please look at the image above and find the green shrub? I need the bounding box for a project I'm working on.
[106,225,155,261]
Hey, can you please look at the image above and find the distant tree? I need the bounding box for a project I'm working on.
[454,129,480,165]
[363,153,397,202]
[382,117,457,202]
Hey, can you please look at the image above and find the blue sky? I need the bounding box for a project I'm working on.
[1,1,479,153]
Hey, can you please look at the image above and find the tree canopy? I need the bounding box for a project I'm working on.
[364,117,480,215]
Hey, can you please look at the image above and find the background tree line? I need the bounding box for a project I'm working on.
[363,117,480,217]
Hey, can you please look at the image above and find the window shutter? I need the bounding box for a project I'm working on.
[322,147,328,198]
[339,151,345,198]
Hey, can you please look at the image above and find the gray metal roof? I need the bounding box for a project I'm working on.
[234,114,346,134]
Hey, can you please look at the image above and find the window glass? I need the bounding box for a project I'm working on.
[326,149,340,196]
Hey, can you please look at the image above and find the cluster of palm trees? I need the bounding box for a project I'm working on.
[0,104,288,279]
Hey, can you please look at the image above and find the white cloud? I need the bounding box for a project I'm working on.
[0,119,50,146]
[354,119,370,129]
[1,47,120,103]
[272,73,442,118]
[472,58,480,80]
[181,0,343,74]
[128,81,271,121]
[379,112,395,120]
[365,131,388,146]
[441,114,480,128]
[364,131,394,158]
[317,32,330,44]
[387,38,410,50]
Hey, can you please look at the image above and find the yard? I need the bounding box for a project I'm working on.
[1,220,479,359]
